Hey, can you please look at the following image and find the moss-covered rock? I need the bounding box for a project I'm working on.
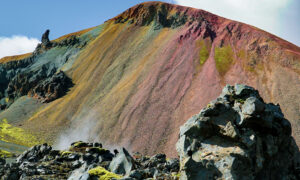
[71,141,88,148]
[60,151,72,156]
[88,166,122,180]
[86,147,109,155]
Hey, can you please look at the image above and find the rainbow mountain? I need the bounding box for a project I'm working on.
[0,1,299,157]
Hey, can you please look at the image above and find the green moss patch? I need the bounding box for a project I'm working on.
[200,46,209,65]
[0,119,41,147]
[237,49,246,59]
[172,172,181,179]
[0,149,14,158]
[60,151,72,156]
[197,40,210,66]
[88,166,122,180]
[214,45,234,76]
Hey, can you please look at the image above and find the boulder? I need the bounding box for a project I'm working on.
[17,143,52,163]
[109,148,135,175]
[0,157,5,165]
[177,84,300,180]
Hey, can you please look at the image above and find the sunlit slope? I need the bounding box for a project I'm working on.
[1,1,299,156]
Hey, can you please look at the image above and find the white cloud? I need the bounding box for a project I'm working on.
[173,0,293,42]
[0,36,40,59]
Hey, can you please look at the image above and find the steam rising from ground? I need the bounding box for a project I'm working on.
[54,110,131,152]
[54,110,100,150]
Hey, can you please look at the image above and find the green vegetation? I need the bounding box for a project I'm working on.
[237,49,246,59]
[172,172,181,178]
[60,151,72,156]
[206,103,213,108]
[236,99,245,104]
[0,119,41,147]
[199,45,209,65]
[72,141,86,148]
[88,166,122,180]
[197,40,210,65]
[214,45,234,76]
[0,149,14,158]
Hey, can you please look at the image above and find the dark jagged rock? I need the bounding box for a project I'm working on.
[17,143,52,163]
[0,142,179,180]
[113,3,188,29]
[34,29,52,54]
[56,35,80,47]
[34,30,83,56]
[177,84,300,180]
[31,71,74,103]
[41,29,50,45]
[6,70,73,103]
[109,148,135,175]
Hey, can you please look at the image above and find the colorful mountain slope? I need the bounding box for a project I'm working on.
[0,1,299,156]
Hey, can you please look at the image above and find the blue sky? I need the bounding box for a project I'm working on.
[0,0,299,58]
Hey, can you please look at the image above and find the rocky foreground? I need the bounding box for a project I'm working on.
[0,142,180,180]
[0,84,300,180]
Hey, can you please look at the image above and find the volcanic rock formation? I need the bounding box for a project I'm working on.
[0,85,299,180]
[41,29,50,45]
[177,84,300,179]
[0,142,180,179]
[0,1,299,157]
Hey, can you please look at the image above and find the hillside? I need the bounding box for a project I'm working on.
[0,1,299,157]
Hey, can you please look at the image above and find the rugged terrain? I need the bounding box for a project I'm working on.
[0,1,299,157]
[0,85,299,179]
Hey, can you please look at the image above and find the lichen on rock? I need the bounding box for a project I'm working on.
[176,84,300,180]
[88,166,122,180]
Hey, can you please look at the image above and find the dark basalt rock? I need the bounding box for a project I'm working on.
[41,29,50,45]
[6,69,73,103]
[30,71,74,103]
[34,30,53,54]
[177,84,300,180]
[0,142,179,180]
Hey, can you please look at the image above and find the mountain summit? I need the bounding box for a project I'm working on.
[0,1,299,156]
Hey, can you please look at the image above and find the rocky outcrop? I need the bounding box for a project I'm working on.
[34,30,53,54]
[109,148,135,175]
[177,84,300,179]
[0,141,180,179]
[41,29,51,45]
[0,30,81,109]
[34,30,82,55]
[7,70,73,103]
[113,2,214,30]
